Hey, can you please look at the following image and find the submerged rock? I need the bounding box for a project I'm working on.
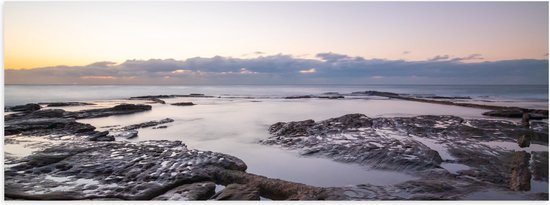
[41,102,96,107]
[171,102,195,106]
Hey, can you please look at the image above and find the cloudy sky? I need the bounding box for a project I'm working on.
[4,2,549,85]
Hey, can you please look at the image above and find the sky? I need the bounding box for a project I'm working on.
[3,2,549,85]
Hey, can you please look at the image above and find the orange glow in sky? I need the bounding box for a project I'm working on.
[4,2,549,69]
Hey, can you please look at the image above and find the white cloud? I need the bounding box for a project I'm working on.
[299,68,317,74]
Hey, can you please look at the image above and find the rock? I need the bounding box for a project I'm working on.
[522,113,530,128]
[5,103,41,112]
[64,104,152,119]
[5,140,248,200]
[119,118,174,130]
[317,95,345,99]
[88,131,115,141]
[483,109,524,118]
[531,152,548,181]
[149,98,166,104]
[284,95,311,99]
[110,130,138,139]
[264,114,448,171]
[153,126,168,129]
[5,118,96,136]
[213,184,260,200]
[129,94,214,99]
[41,102,96,107]
[510,151,531,191]
[153,182,216,200]
[171,102,195,106]
[517,134,531,148]
[262,113,548,187]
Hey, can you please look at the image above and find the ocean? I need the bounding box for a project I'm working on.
[4,84,548,106]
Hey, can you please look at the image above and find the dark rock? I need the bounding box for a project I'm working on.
[263,113,548,187]
[483,109,524,118]
[153,126,168,129]
[88,131,114,141]
[352,90,547,118]
[5,140,248,200]
[110,130,138,139]
[531,152,548,181]
[213,184,260,200]
[5,118,96,136]
[153,182,216,200]
[171,102,195,106]
[120,118,174,130]
[129,94,214,99]
[517,134,531,148]
[5,103,41,112]
[42,102,96,107]
[510,151,531,191]
[64,104,151,119]
[317,95,345,99]
[284,95,311,99]
[522,113,530,128]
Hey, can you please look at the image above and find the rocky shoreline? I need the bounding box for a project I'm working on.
[4,92,549,200]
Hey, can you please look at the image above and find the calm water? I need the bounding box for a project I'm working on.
[4,84,548,106]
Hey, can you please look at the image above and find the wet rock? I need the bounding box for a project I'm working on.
[5,103,41,112]
[209,168,324,200]
[41,102,96,107]
[264,114,450,171]
[522,113,530,128]
[284,95,311,99]
[5,140,247,200]
[213,184,260,200]
[171,102,195,106]
[88,131,114,141]
[5,118,96,136]
[510,151,531,191]
[64,104,152,119]
[483,109,524,118]
[129,94,214,99]
[531,152,548,181]
[263,113,548,186]
[110,130,138,139]
[517,134,531,148]
[153,182,216,200]
[120,118,174,130]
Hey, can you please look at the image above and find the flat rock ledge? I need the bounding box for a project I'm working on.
[261,113,549,199]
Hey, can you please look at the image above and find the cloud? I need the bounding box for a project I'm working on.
[429,55,450,61]
[171,69,192,74]
[402,51,411,55]
[5,53,548,85]
[80,75,117,79]
[299,68,317,74]
[451,54,484,61]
